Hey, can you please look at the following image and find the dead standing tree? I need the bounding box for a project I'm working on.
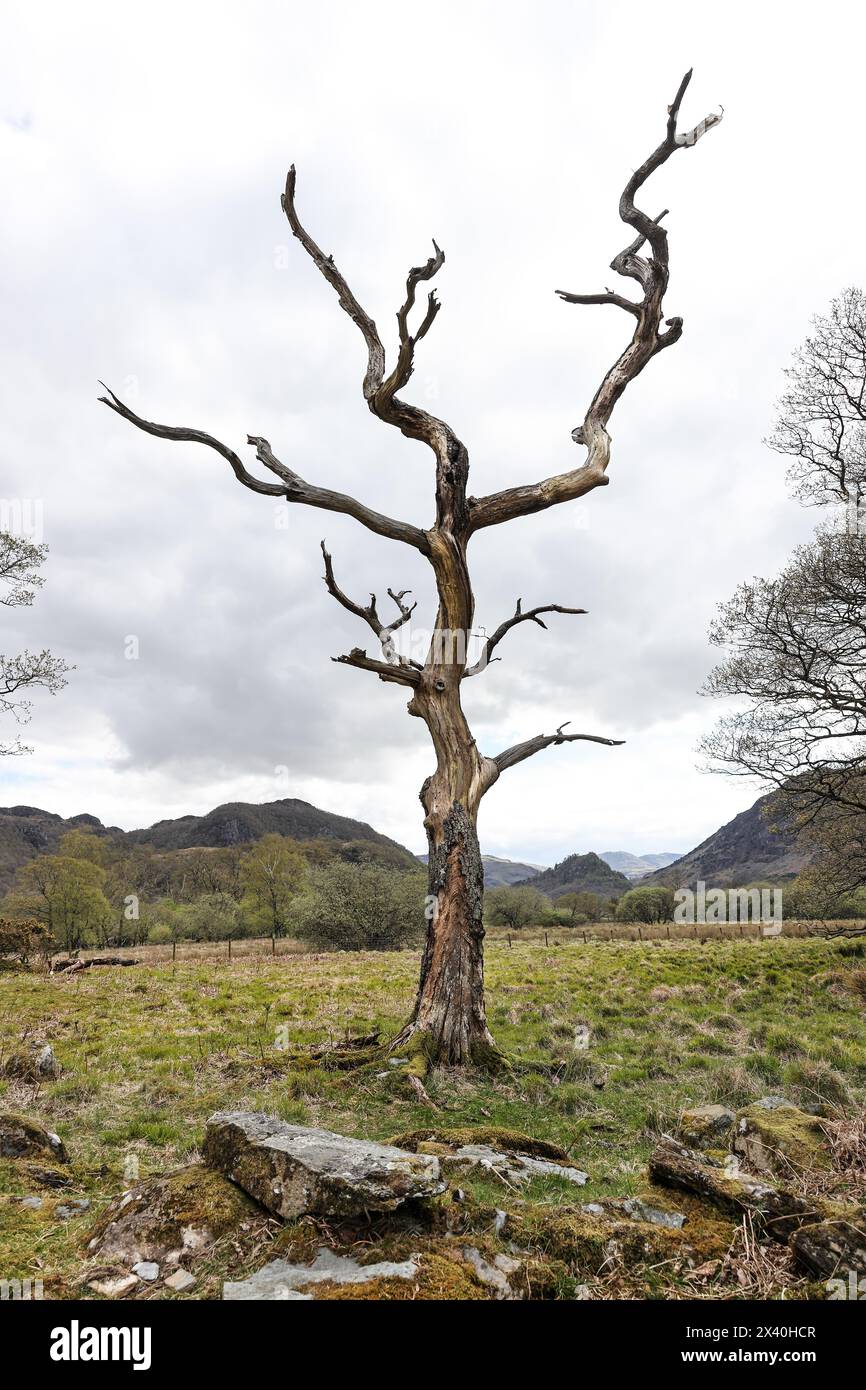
[100,72,721,1070]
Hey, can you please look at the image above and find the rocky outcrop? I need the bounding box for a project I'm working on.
[203,1112,444,1220]
[438,1143,587,1188]
[649,1139,831,1242]
[386,1125,587,1188]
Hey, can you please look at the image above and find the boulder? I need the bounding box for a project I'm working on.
[790,1216,866,1280]
[0,1112,67,1164]
[678,1104,735,1149]
[203,1111,444,1220]
[85,1164,255,1267]
[223,1247,419,1300]
[733,1102,829,1178]
[2,1042,61,1082]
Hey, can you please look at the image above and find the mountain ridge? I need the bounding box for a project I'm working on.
[638,794,808,888]
[0,798,418,892]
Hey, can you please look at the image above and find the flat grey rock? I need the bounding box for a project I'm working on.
[223,1246,418,1300]
[132,1261,160,1281]
[622,1198,686,1229]
[448,1143,587,1187]
[204,1111,444,1219]
[56,1198,90,1219]
[754,1095,794,1111]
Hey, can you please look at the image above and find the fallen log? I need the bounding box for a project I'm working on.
[51,956,139,974]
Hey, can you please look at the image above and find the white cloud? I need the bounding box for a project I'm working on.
[1,0,862,858]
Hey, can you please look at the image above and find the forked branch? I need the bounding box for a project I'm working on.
[469,69,722,533]
[464,599,587,677]
[282,167,458,456]
[98,386,428,552]
[320,540,421,669]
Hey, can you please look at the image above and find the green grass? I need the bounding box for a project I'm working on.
[1,932,864,1297]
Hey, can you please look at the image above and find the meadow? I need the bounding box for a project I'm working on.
[2,929,865,1299]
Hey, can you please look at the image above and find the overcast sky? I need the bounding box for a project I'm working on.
[1,0,863,863]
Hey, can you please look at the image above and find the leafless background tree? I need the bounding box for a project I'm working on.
[767,288,866,512]
[702,289,866,900]
[101,72,721,1068]
[0,534,70,756]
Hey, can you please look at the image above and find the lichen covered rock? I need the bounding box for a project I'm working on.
[204,1111,444,1220]
[2,1042,61,1082]
[223,1246,420,1300]
[505,1200,729,1276]
[0,1112,67,1164]
[678,1104,735,1149]
[85,1164,256,1267]
[649,1139,832,1241]
[388,1126,586,1187]
[734,1102,830,1178]
[442,1143,587,1188]
[389,1126,574,1164]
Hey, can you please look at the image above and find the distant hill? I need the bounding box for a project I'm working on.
[126,798,415,863]
[0,798,418,892]
[0,806,120,893]
[639,794,809,889]
[518,851,631,900]
[416,853,547,888]
[481,855,546,887]
[599,850,682,879]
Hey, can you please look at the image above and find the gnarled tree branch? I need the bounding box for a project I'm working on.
[332,647,420,687]
[468,69,721,533]
[98,386,429,552]
[320,540,420,669]
[492,721,625,775]
[464,599,587,677]
[283,167,460,459]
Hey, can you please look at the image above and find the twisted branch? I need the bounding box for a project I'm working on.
[282,167,458,456]
[469,69,722,533]
[464,599,587,677]
[98,386,428,552]
[320,540,421,677]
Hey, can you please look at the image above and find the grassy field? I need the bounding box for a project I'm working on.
[2,930,865,1299]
